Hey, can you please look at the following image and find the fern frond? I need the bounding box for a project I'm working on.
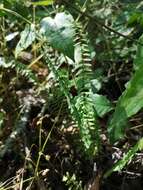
[75,94,99,155]
[14,61,37,83]
[0,60,37,83]
[41,44,79,118]
[41,22,100,157]
[44,87,70,123]
[73,22,93,93]
[72,23,100,155]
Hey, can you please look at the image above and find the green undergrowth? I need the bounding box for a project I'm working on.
[0,0,143,189]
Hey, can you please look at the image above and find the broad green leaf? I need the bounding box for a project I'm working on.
[32,0,54,6]
[108,62,143,143]
[108,34,143,143]
[90,94,113,117]
[40,12,75,59]
[15,24,36,58]
[104,138,143,178]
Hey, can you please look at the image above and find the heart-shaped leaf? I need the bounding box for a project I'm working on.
[40,12,75,60]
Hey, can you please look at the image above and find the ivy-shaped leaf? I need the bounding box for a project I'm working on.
[40,12,75,60]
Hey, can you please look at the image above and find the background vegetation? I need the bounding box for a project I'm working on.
[0,0,143,189]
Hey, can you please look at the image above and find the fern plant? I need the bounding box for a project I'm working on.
[1,1,143,186]
[39,20,101,157]
[0,59,37,85]
[72,23,100,155]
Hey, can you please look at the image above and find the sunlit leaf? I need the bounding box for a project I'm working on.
[5,31,19,42]
[40,12,75,59]
[32,0,54,6]
[15,24,36,58]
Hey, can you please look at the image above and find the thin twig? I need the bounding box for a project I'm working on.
[130,124,143,130]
